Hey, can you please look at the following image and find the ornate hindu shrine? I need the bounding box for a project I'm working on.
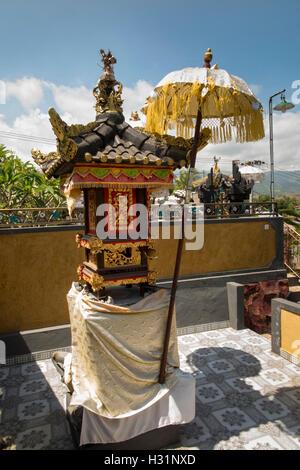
[32,49,192,296]
[193,157,254,214]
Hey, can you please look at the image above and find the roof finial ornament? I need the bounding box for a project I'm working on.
[129,111,140,121]
[93,49,123,116]
[203,48,212,68]
[100,49,117,75]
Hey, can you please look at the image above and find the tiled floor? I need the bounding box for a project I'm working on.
[1,327,300,450]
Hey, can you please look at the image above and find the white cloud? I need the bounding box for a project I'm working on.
[249,83,263,97]
[6,77,44,110]
[0,75,299,173]
[196,111,300,172]
[0,76,154,161]
[122,80,153,123]
[44,82,95,124]
[0,109,55,162]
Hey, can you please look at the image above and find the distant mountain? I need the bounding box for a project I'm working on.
[251,171,300,196]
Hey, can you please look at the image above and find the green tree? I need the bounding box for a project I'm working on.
[172,168,202,192]
[0,144,66,208]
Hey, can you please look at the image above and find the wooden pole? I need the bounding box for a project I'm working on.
[158,109,202,384]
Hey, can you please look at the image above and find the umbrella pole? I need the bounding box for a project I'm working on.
[158,109,202,384]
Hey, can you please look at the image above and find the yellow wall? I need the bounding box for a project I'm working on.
[281,309,300,357]
[0,220,276,333]
[149,221,276,278]
[0,230,85,333]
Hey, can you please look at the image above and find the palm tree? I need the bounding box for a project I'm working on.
[172,168,201,192]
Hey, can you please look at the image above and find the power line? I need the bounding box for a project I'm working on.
[0,130,56,145]
[274,168,300,180]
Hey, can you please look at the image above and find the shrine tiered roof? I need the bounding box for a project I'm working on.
[32,110,189,179]
[31,49,192,179]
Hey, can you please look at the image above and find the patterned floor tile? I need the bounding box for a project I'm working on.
[1,327,300,450]
[19,378,48,397]
[17,399,50,421]
[0,367,9,383]
[212,407,256,432]
[21,362,47,376]
[180,416,211,445]
[15,424,52,450]
[286,363,300,375]
[196,383,225,404]
[286,424,300,448]
[245,435,283,450]
[225,377,262,393]
[254,397,290,420]
[207,359,235,375]
[260,368,290,386]
[285,388,300,404]
[215,341,242,350]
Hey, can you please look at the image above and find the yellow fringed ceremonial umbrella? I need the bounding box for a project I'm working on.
[143,49,265,144]
[147,49,265,384]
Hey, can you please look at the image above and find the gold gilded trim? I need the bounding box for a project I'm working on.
[104,246,141,268]
[147,270,157,286]
[102,276,148,288]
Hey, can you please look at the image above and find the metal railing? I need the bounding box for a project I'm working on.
[284,223,300,279]
[151,201,278,221]
[0,207,85,228]
[202,201,278,218]
[0,201,278,229]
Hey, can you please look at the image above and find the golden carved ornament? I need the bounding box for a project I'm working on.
[76,233,83,248]
[48,108,99,162]
[104,246,141,268]
[76,235,149,256]
[89,237,104,254]
[186,128,211,164]
[77,265,105,292]
[89,273,105,291]
[101,276,148,288]
[134,129,194,149]
[100,154,108,163]
[31,149,60,166]
[93,50,123,114]
[100,49,117,74]
[136,127,211,155]
[93,78,123,114]
[85,152,93,162]
[48,107,99,163]
[145,239,158,260]
[129,111,140,121]
[49,108,99,140]
[32,108,100,175]
[147,271,157,286]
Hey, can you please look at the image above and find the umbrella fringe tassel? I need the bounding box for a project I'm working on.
[144,82,265,144]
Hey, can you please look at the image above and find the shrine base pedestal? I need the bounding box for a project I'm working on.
[64,372,195,450]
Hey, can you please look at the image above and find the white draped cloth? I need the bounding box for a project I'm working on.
[79,371,195,446]
[65,284,181,418]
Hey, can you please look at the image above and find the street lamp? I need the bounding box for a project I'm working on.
[269,90,295,210]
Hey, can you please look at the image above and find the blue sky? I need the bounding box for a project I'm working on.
[0,0,300,172]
